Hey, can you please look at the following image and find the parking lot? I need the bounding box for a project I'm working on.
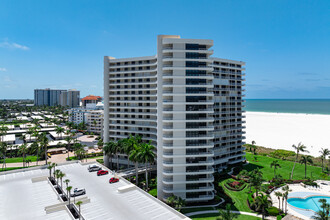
[0,162,188,220]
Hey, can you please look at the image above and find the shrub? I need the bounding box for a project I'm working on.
[270,150,295,159]
[267,207,280,216]
[247,193,255,210]
[277,215,282,220]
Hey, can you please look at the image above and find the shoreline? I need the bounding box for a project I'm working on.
[245,111,330,116]
[244,112,330,157]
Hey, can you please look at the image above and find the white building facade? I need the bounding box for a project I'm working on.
[104,35,246,202]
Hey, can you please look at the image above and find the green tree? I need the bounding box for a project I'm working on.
[282,185,292,214]
[217,204,239,220]
[0,142,8,171]
[18,144,28,167]
[137,142,156,190]
[55,126,64,139]
[274,191,282,211]
[103,141,116,169]
[76,201,83,220]
[166,195,186,212]
[38,132,49,165]
[319,148,330,172]
[255,194,272,220]
[66,186,73,206]
[59,171,65,189]
[64,136,73,161]
[129,144,141,185]
[270,160,281,177]
[47,162,54,179]
[290,143,309,179]
[299,155,313,179]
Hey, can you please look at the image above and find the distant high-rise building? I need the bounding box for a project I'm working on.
[60,89,80,108]
[34,88,80,107]
[34,89,66,106]
[103,35,246,203]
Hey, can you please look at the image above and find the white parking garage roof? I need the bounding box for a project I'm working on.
[0,162,189,220]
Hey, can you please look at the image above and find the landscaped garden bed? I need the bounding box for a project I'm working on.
[224,179,247,191]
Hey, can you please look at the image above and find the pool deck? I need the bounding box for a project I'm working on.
[270,180,330,220]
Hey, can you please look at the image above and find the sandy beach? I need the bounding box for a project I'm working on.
[245,112,330,157]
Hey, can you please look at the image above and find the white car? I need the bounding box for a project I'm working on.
[71,188,86,197]
[88,164,101,172]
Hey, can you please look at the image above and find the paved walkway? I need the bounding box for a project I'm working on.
[2,152,102,168]
[185,209,273,219]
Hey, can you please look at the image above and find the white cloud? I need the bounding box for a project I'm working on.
[0,68,7,72]
[0,40,30,50]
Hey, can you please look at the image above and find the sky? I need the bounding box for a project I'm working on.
[0,0,329,99]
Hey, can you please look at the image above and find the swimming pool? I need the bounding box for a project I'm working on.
[288,196,330,212]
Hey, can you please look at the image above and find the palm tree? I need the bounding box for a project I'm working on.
[64,179,70,192]
[0,126,9,142]
[103,141,116,169]
[76,201,83,220]
[122,135,140,168]
[0,142,8,171]
[282,185,292,214]
[251,140,256,152]
[319,148,330,172]
[55,126,64,139]
[255,194,272,220]
[217,204,239,220]
[18,144,28,167]
[64,136,73,160]
[59,172,65,189]
[313,199,330,219]
[291,143,309,179]
[38,132,49,165]
[250,169,263,197]
[55,169,61,185]
[47,162,53,179]
[274,191,282,211]
[66,186,72,206]
[137,142,156,190]
[270,160,281,177]
[129,144,141,185]
[29,142,39,165]
[300,155,313,179]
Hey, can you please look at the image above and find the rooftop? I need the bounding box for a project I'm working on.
[82,95,102,101]
[0,162,189,220]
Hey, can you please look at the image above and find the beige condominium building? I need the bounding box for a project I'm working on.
[104,35,246,203]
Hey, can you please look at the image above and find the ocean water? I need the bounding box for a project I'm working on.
[245,99,330,115]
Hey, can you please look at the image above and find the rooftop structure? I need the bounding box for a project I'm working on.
[104,35,246,202]
[0,162,189,220]
[81,95,102,107]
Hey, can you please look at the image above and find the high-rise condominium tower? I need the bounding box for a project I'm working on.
[104,35,246,202]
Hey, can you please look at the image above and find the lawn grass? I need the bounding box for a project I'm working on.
[219,178,253,213]
[245,152,325,180]
[0,156,38,163]
[191,213,261,220]
[148,188,157,197]
[67,155,103,160]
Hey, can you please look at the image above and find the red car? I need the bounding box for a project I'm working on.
[97,170,109,176]
[109,177,119,184]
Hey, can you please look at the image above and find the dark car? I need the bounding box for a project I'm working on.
[97,170,109,176]
[109,177,119,184]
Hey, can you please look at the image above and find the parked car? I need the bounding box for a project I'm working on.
[71,188,86,197]
[88,164,101,172]
[97,170,109,176]
[109,177,119,184]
